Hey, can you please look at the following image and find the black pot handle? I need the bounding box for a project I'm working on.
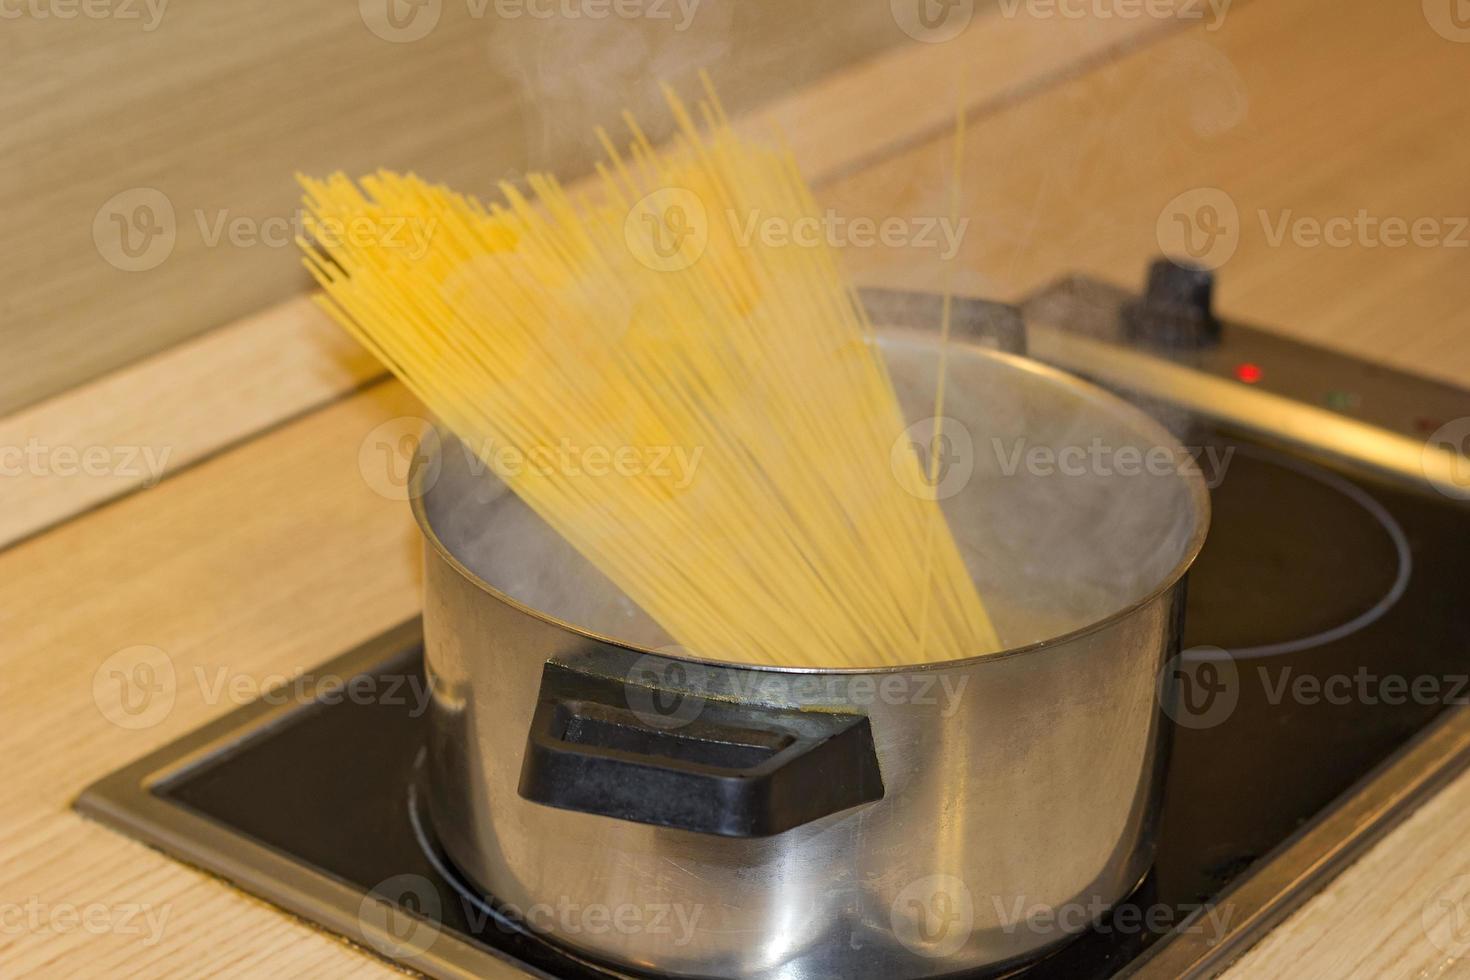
[518,661,884,837]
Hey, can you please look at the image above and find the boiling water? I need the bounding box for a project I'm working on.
[421,332,1203,663]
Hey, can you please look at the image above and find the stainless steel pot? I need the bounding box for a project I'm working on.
[411,328,1210,978]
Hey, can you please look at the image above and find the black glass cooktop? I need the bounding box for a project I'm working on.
[77,273,1470,978]
[79,415,1470,979]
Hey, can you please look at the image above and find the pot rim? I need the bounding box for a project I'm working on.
[408,330,1212,675]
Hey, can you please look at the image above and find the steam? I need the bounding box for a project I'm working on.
[483,1,734,172]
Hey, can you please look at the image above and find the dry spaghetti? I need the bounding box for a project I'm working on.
[297,83,999,668]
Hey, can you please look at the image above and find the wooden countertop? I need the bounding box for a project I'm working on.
[3,0,1468,975]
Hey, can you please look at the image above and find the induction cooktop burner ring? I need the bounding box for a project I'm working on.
[1184,443,1413,662]
[405,748,646,979]
[405,750,513,937]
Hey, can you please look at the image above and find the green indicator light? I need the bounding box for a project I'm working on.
[1325,390,1359,410]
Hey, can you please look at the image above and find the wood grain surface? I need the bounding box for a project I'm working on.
[2,0,1468,976]
[0,297,379,550]
[0,0,902,416]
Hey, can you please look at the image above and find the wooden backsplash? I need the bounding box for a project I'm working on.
[0,0,903,415]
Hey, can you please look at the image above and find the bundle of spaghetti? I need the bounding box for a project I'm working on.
[297,84,1000,668]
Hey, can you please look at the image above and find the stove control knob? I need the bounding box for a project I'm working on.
[1123,258,1221,348]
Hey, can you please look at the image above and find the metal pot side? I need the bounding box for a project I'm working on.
[411,333,1210,978]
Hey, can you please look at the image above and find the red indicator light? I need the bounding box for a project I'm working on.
[1234,362,1263,384]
